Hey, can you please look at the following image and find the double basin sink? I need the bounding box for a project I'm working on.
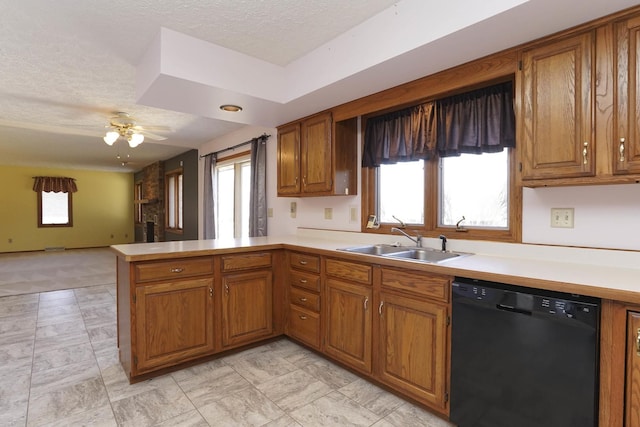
[338,244,469,264]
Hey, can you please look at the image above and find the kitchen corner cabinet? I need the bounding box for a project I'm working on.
[614,14,640,175]
[377,267,451,413]
[520,31,595,181]
[220,252,274,349]
[277,112,357,197]
[627,311,640,426]
[119,256,216,377]
[324,258,373,374]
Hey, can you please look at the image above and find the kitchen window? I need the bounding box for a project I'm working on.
[362,81,520,242]
[165,169,183,232]
[216,152,251,239]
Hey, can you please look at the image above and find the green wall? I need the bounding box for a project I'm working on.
[0,165,134,253]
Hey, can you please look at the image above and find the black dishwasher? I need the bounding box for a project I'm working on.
[450,277,600,427]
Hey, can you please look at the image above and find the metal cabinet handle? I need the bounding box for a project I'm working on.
[299,260,308,265]
[636,328,640,356]
[209,287,213,297]
[299,315,307,320]
[582,142,589,165]
[299,279,308,284]
[224,284,229,295]
[378,301,384,315]
[364,297,369,311]
[299,297,307,302]
[170,267,184,273]
[619,138,626,162]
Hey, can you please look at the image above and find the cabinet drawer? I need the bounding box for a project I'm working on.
[290,286,320,312]
[134,257,214,283]
[221,252,272,272]
[289,270,320,292]
[381,268,451,303]
[288,305,320,349]
[326,258,372,285]
[289,252,320,273]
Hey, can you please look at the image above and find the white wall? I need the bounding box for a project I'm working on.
[199,125,640,251]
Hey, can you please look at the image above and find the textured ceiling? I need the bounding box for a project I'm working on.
[0,0,638,172]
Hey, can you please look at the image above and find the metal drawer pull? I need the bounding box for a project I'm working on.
[364,297,369,310]
[619,138,626,162]
[299,315,307,320]
[209,288,213,297]
[224,284,229,295]
[299,279,308,284]
[299,297,307,302]
[378,301,384,315]
[582,142,588,165]
[636,328,640,356]
[170,268,184,273]
[299,260,308,265]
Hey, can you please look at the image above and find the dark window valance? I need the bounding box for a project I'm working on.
[362,81,514,167]
[436,81,515,157]
[362,102,437,167]
[32,176,78,193]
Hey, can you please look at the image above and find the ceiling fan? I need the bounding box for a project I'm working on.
[103,112,169,147]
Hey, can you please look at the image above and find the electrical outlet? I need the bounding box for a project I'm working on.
[324,208,333,220]
[350,206,358,223]
[267,208,273,218]
[550,208,574,228]
[290,202,297,218]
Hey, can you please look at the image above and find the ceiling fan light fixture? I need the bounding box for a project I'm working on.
[103,131,119,145]
[220,104,242,112]
[127,133,144,147]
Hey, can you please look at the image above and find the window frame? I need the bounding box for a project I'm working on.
[37,190,73,228]
[215,151,251,239]
[362,149,521,242]
[165,168,183,233]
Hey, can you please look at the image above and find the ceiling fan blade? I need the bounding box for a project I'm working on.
[0,119,102,137]
[140,130,168,141]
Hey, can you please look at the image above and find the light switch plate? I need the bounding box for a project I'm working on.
[550,208,574,228]
[324,208,333,220]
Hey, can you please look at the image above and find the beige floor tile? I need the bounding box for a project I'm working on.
[198,387,284,427]
[289,390,381,427]
[257,369,333,412]
[338,377,405,417]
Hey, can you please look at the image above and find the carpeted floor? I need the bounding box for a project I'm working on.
[0,247,116,297]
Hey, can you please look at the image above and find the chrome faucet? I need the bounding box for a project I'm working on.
[391,227,422,247]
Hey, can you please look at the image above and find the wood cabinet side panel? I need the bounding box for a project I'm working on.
[626,311,640,426]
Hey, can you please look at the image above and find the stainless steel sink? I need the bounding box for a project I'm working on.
[338,245,469,264]
[384,248,465,263]
[338,244,407,256]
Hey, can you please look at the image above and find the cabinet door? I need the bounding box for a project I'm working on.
[324,278,372,373]
[301,112,332,193]
[377,292,448,410]
[277,122,301,195]
[615,15,640,174]
[521,32,595,180]
[627,311,640,427]
[221,270,273,348]
[134,278,215,373]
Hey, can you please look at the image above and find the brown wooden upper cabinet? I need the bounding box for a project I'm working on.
[614,13,640,175]
[277,112,357,196]
[519,31,596,181]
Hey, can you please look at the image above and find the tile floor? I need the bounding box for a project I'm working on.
[0,283,454,426]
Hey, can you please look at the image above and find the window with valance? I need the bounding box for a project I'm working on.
[33,176,76,227]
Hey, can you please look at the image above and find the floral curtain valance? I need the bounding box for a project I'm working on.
[362,81,514,167]
[32,176,78,193]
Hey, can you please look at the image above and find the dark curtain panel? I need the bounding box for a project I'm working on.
[32,176,77,193]
[362,102,437,167]
[202,154,216,239]
[249,136,268,237]
[436,81,515,157]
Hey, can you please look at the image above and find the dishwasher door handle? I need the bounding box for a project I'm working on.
[496,304,532,316]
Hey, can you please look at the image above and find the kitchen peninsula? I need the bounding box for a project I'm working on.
[111,232,640,425]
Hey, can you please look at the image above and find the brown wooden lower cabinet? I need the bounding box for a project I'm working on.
[324,278,373,374]
[627,311,640,426]
[221,269,273,348]
[376,291,448,411]
[134,277,215,373]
